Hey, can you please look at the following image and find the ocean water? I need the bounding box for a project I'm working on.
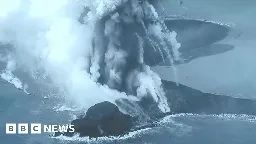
[1,0,256,144]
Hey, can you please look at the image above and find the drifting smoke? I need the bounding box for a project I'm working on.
[0,0,180,113]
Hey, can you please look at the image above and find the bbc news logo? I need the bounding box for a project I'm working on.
[5,123,75,134]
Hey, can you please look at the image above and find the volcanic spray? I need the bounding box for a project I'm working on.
[0,0,181,114]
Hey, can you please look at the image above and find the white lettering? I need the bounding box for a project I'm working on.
[68,125,75,132]
[52,125,58,133]
[43,125,51,133]
[58,125,68,133]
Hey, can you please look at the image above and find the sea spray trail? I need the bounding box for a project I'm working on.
[0,0,181,112]
[52,113,256,143]
[0,51,30,94]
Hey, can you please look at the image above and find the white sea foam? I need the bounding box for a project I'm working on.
[165,113,256,123]
[48,113,256,143]
[1,70,23,89]
[53,127,152,143]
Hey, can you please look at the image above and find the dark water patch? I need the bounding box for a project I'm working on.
[0,97,16,113]
[0,79,21,113]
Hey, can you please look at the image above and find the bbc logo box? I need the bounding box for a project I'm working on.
[6,123,42,134]
[6,123,16,134]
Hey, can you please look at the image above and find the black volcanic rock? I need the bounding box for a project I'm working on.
[55,101,133,138]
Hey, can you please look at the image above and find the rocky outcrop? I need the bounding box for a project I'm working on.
[54,80,256,138]
[55,101,133,138]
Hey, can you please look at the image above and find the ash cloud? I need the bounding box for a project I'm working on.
[0,0,180,113]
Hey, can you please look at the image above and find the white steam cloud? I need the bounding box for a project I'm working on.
[0,0,180,113]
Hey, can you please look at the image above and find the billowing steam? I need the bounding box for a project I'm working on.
[0,0,180,113]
